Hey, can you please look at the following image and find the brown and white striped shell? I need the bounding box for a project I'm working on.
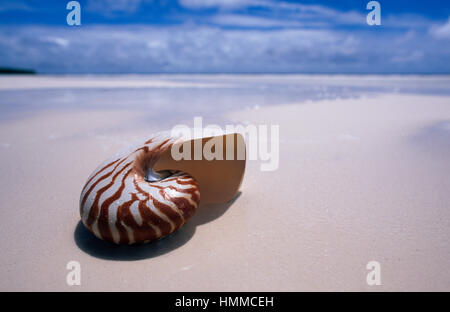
[79,134,200,245]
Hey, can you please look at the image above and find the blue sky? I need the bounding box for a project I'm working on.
[0,0,449,73]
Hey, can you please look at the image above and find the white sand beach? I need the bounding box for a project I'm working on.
[0,75,449,291]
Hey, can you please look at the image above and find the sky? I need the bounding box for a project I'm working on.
[0,0,449,74]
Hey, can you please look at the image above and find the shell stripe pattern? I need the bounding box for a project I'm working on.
[79,135,200,244]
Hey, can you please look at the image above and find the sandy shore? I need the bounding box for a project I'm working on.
[0,75,230,90]
[0,77,449,291]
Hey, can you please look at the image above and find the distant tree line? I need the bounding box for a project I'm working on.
[0,67,36,74]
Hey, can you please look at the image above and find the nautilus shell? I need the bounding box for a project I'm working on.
[79,134,200,245]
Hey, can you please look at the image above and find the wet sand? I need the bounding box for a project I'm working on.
[0,76,449,291]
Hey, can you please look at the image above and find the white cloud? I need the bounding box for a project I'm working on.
[41,37,70,48]
[430,18,450,39]
[180,0,366,27]
[254,1,365,26]
[210,14,302,28]
[178,0,369,30]
[179,0,256,10]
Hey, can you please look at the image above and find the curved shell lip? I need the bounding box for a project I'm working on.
[153,132,246,204]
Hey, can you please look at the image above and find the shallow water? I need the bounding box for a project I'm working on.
[1,75,450,124]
